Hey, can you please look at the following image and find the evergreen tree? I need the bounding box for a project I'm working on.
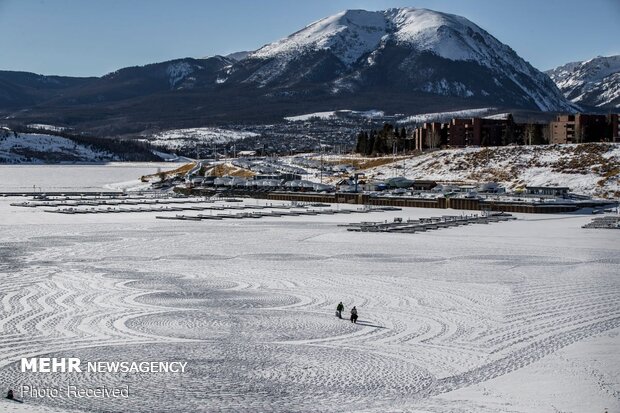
[502,114,516,146]
[355,131,366,154]
[366,132,375,156]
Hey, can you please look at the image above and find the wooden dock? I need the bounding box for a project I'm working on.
[345,213,517,233]
[155,206,398,222]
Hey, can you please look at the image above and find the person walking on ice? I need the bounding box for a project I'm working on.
[336,302,344,318]
[350,306,358,323]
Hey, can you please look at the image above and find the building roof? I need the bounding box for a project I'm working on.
[525,186,570,190]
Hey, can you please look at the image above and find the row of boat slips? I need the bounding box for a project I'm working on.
[155,207,400,221]
[582,215,620,229]
[11,197,216,208]
[42,200,401,215]
[344,213,517,233]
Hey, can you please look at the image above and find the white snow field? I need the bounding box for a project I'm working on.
[0,163,185,192]
[284,109,386,122]
[145,127,259,151]
[397,107,498,124]
[0,168,619,413]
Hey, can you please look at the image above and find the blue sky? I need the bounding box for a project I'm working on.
[1,0,618,77]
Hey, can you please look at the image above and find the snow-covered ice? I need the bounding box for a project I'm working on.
[0,165,619,412]
[0,163,185,192]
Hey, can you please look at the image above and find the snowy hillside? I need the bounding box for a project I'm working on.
[329,143,620,198]
[145,127,260,152]
[246,7,571,111]
[166,61,194,88]
[26,123,68,133]
[387,8,539,76]
[251,10,388,66]
[547,55,620,109]
[284,109,385,122]
[225,51,251,61]
[0,128,119,163]
[252,8,527,70]
[283,108,512,124]
[398,107,498,124]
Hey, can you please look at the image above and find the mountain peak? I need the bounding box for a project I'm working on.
[249,7,528,72]
[243,7,570,111]
[547,54,620,109]
[250,9,388,66]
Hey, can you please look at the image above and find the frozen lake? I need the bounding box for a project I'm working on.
[0,162,185,192]
[0,165,619,413]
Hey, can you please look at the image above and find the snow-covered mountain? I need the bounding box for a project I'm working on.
[238,8,571,111]
[547,55,620,109]
[0,7,574,134]
[251,10,389,66]
[225,51,251,62]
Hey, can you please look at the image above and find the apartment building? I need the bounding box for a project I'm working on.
[409,113,618,149]
[550,114,608,144]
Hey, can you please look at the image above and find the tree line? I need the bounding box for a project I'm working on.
[355,124,415,156]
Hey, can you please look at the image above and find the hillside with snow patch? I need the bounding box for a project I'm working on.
[347,144,620,198]
[284,109,385,122]
[398,107,499,124]
[0,129,119,163]
[144,127,260,153]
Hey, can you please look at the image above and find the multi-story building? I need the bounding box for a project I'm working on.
[412,122,444,150]
[446,118,473,147]
[608,114,619,142]
[550,115,575,144]
[445,117,518,147]
[408,113,617,151]
[550,114,608,144]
